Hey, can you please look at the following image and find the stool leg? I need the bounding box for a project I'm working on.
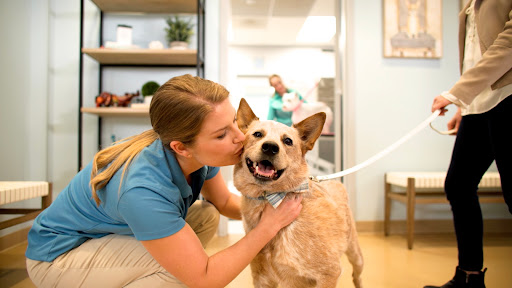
[41,182,52,209]
[406,178,416,249]
[384,181,392,236]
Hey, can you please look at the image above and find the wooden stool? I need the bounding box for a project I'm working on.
[384,172,502,249]
[0,181,52,230]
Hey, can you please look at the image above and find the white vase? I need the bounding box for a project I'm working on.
[169,41,188,50]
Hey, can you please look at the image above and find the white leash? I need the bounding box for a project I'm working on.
[310,109,448,182]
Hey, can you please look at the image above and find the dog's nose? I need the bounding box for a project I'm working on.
[262,142,279,156]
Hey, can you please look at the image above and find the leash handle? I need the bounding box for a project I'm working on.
[310,110,442,182]
[429,122,457,135]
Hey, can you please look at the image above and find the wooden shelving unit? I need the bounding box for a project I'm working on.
[82,48,197,65]
[91,0,196,14]
[81,107,149,117]
[78,0,205,169]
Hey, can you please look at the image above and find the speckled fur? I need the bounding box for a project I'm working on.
[234,99,363,288]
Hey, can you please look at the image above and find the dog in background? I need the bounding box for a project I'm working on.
[234,98,363,288]
[281,92,334,135]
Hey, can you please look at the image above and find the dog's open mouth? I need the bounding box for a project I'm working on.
[246,158,284,181]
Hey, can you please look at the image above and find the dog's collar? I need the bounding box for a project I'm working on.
[244,180,309,209]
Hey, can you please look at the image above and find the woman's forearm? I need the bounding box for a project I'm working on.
[218,193,242,220]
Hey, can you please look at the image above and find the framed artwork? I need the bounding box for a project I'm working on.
[383,0,442,58]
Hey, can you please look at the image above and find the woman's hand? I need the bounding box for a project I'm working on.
[259,194,303,235]
[447,108,462,135]
[432,95,453,115]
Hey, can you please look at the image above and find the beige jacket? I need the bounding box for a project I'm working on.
[450,0,512,105]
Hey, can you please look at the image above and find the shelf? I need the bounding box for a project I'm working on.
[91,0,197,14]
[82,48,197,65]
[81,107,149,117]
[78,0,204,170]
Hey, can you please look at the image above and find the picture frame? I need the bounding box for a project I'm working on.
[383,0,442,59]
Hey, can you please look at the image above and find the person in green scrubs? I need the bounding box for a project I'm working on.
[267,74,305,126]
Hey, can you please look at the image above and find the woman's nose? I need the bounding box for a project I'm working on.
[234,127,246,143]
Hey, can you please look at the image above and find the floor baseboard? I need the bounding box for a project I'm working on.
[0,227,30,252]
[356,219,512,234]
[2,219,511,252]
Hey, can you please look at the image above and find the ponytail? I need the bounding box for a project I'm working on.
[90,129,159,205]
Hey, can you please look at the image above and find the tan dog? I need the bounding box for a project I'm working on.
[234,98,363,288]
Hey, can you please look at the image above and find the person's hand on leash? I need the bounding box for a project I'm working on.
[431,95,453,115]
[446,108,462,136]
[431,95,460,135]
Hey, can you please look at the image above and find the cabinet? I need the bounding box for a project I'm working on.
[78,0,205,170]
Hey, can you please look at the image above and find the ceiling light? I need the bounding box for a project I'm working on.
[296,16,336,43]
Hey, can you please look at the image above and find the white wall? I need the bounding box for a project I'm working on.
[0,0,49,181]
[345,0,507,221]
[0,0,49,236]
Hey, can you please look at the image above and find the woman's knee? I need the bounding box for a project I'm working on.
[26,258,51,287]
[186,200,220,247]
[201,201,221,228]
[445,170,482,201]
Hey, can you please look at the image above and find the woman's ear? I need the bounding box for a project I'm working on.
[170,141,191,158]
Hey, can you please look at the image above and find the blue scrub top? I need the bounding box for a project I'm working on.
[267,89,304,126]
[26,139,219,262]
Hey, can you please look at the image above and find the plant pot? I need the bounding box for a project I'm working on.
[169,41,188,50]
[143,95,153,105]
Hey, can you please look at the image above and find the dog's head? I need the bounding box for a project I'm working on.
[234,98,326,196]
[281,92,301,112]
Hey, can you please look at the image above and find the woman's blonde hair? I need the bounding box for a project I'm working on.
[268,74,281,86]
[90,74,230,205]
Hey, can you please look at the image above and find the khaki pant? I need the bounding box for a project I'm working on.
[26,200,220,288]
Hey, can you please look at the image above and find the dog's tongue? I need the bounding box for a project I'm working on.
[256,162,275,177]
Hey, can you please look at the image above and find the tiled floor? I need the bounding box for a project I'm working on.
[2,232,511,287]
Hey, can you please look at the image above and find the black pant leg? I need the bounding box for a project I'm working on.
[488,95,512,213]
[445,113,494,271]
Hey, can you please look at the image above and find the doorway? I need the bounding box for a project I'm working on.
[225,0,344,176]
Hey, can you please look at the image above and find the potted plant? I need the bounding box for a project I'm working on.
[165,16,194,49]
[141,81,160,105]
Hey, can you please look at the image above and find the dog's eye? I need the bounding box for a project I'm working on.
[283,138,293,146]
[253,131,263,138]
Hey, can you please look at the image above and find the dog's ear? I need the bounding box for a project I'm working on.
[237,98,259,134]
[294,112,326,153]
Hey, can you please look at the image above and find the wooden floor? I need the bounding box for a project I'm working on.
[1,232,511,287]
